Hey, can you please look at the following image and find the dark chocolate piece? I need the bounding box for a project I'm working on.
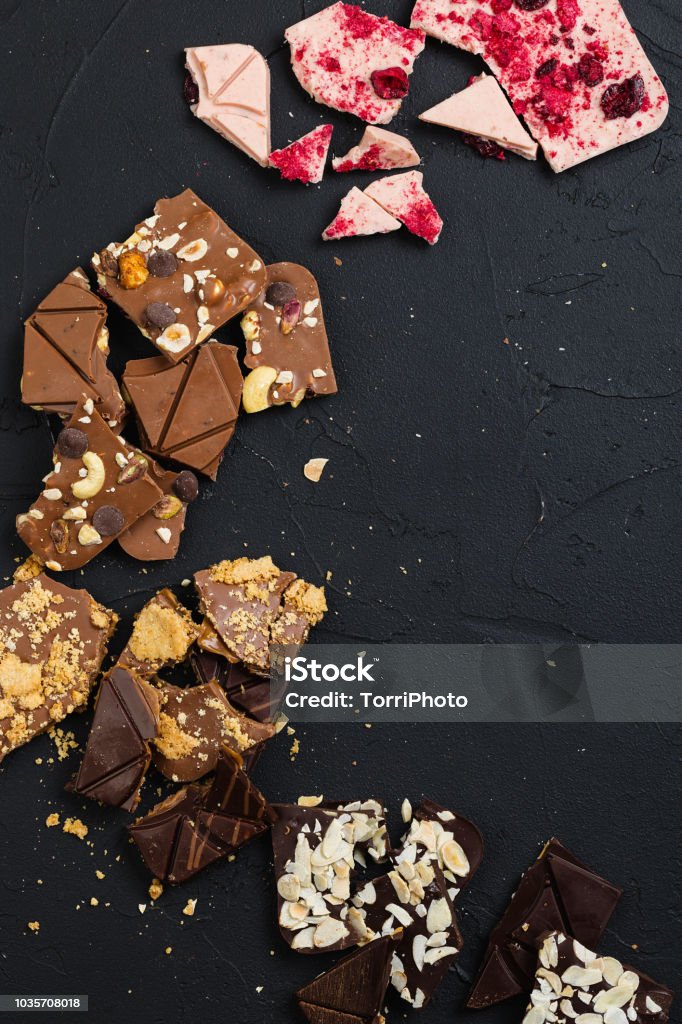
[69,666,160,811]
[16,399,164,572]
[468,838,622,1009]
[241,262,337,411]
[122,341,242,479]
[117,589,199,677]
[91,188,266,363]
[401,798,484,891]
[129,746,271,883]
[523,932,673,1024]
[299,1008,365,1024]
[22,269,126,430]
[190,632,281,723]
[118,463,189,561]
[0,575,116,761]
[297,934,397,1023]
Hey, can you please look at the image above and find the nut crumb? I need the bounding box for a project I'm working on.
[96,870,105,880]
[148,879,163,902]
[90,897,99,907]
[182,898,197,917]
[165,947,172,955]
[303,457,328,483]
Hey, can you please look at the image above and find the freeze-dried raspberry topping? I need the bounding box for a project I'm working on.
[332,126,420,173]
[463,134,507,159]
[514,0,548,9]
[577,52,604,86]
[364,171,443,245]
[601,73,645,119]
[322,187,401,240]
[269,124,333,184]
[370,67,409,99]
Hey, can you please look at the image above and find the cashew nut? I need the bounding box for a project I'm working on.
[71,452,105,500]
[242,366,277,414]
[77,523,103,546]
[241,309,261,344]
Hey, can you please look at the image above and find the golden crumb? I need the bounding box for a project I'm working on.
[27,921,40,933]
[154,713,200,760]
[95,870,105,880]
[45,812,60,827]
[63,817,88,840]
[127,597,198,667]
[283,579,327,625]
[165,947,172,955]
[182,898,197,918]
[209,556,279,587]
[148,878,163,902]
[13,555,44,582]
[289,737,300,761]
[90,897,99,907]
[49,727,78,761]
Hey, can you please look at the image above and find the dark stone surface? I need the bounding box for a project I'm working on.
[0,2,679,1022]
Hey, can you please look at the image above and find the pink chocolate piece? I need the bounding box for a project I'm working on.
[322,187,401,240]
[185,44,271,167]
[285,2,425,125]
[332,126,421,172]
[420,74,537,159]
[410,0,669,173]
[269,124,333,184]
[364,171,443,245]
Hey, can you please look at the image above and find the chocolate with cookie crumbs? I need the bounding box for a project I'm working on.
[191,640,281,723]
[117,589,200,677]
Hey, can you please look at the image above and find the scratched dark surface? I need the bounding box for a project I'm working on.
[0,0,680,1022]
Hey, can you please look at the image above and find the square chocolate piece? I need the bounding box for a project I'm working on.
[92,188,266,363]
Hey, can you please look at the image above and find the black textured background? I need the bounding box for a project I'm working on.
[0,1,680,1022]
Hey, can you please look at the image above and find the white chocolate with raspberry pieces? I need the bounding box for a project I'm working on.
[420,74,538,159]
[332,126,421,172]
[286,2,425,125]
[410,0,668,172]
[322,187,401,240]
[364,171,443,245]
[269,124,333,184]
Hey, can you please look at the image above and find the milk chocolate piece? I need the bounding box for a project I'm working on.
[152,679,275,782]
[129,746,271,883]
[241,263,336,410]
[16,400,164,572]
[297,934,397,1024]
[70,667,160,811]
[271,800,388,953]
[194,556,327,675]
[117,590,200,677]
[0,575,116,761]
[92,189,266,362]
[123,342,242,479]
[468,838,622,1009]
[190,642,281,723]
[22,269,126,430]
[523,932,673,1024]
[118,464,189,561]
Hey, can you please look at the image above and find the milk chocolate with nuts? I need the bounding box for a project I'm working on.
[0,575,116,761]
[92,188,266,363]
[241,263,337,412]
[194,556,327,675]
[117,589,200,677]
[118,465,191,561]
[22,269,127,431]
[523,932,673,1024]
[16,399,164,571]
[122,342,242,479]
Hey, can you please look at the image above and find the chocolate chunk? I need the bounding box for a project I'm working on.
[123,342,243,480]
[194,556,327,675]
[265,280,296,306]
[297,934,398,1023]
[299,1007,366,1024]
[172,470,199,503]
[16,399,164,572]
[242,262,337,410]
[191,637,282,722]
[92,504,125,537]
[144,301,177,328]
[21,269,127,430]
[56,427,89,459]
[129,746,271,883]
[404,798,484,890]
[152,679,275,783]
[203,746,274,822]
[118,463,189,562]
[117,589,200,677]
[69,667,160,811]
[524,932,673,1024]
[91,189,266,363]
[468,838,622,1009]
[0,575,116,761]
[147,250,178,278]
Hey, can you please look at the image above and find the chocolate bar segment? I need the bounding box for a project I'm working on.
[468,838,622,1009]
[16,400,164,572]
[118,464,191,560]
[123,342,242,479]
[297,933,397,1023]
[69,666,160,811]
[190,643,278,723]
[241,263,337,412]
[401,798,484,891]
[22,269,126,430]
[92,188,266,362]
[0,575,116,761]
[524,932,673,1024]
[117,589,199,677]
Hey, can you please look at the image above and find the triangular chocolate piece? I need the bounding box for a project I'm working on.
[163,346,233,451]
[196,808,266,850]
[511,881,565,948]
[299,1004,366,1024]
[165,431,232,478]
[296,935,394,1018]
[22,326,98,409]
[467,947,525,1009]
[204,746,271,820]
[36,278,103,312]
[32,310,105,383]
[169,815,229,883]
[129,786,205,880]
[547,853,621,948]
[123,357,188,450]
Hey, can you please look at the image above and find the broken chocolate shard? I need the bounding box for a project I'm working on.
[118,464,189,561]
[297,934,398,1021]
[298,1006,366,1024]
[405,798,484,891]
[190,642,281,723]
[22,269,126,430]
[123,341,242,480]
[203,745,273,822]
[467,838,622,1009]
[117,589,199,678]
[70,666,160,812]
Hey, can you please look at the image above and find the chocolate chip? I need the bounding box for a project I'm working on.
[92,505,125,537]
[265,281,296,307]
[147,251,178,278]
[56,427,89,459]
[144,302,177,329]
[172,471,199,503]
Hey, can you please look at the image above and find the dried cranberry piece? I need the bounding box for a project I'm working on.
[536,58,558,78]
[600,73,645,120]
[514,0,549,9]
[183,72,199,106]
[370,67,409,100]
[462,134,505,160]
[577,53,604,87]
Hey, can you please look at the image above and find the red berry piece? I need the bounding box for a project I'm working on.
[536,58,558,78]
[514,0,549,10]
[577,53,604,86]
[183,72,199,106]
[462,135,505,159]
[370,67,409,100]
[600,73,645,119]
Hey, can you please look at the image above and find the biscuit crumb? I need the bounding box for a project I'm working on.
[289,737,300,761]
[27,921,40,933]
[63,817,88,840]
[148,879,163,901]
[182,898,197,917]
[90,897,99,907]
[95,870,105,880]
[45,812,60,828]
[165,946,172,955]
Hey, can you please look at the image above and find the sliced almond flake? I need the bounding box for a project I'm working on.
[304,458,328,483]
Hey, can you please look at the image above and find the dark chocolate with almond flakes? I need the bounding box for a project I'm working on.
[91,188,266,363]
[297,933,398,1024]
[468,838,623,1009]
[402,798,484,891]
